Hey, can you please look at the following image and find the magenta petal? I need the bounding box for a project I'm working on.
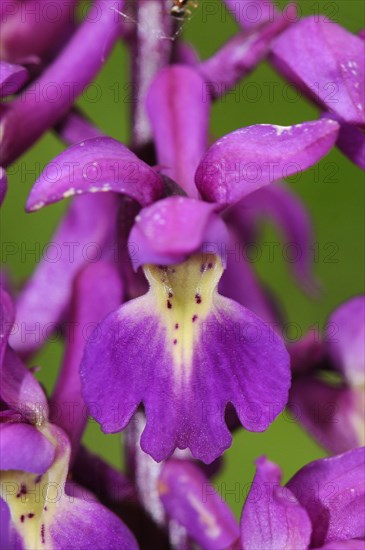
[159,459,239,549]
[146,65,209,197]
[10,194,117,355]
[223,0,279,29]
[271,17,365,126]
[241,456,312,550]
[336,122,365,169]
[129,197,229,269]
[315,540,365,550]
[1,347,49,422]
[241,183,318,294]
[26,137,163,212]
[195,120,339,206]
[0,61,28,97]
[326,296,365,386]
[289,377,364,454]
[81,283,290,463]
[287,447,365,547]
[0,289,14,367]
[0,423,55,473]
[49,487,138,550]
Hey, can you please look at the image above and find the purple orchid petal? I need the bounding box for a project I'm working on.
[326,296,365,387]
[289,377,364,454]
[0,497,11,550]
[223,0,279,30]
[0,168,7,205]
[1,0,124,166]
[270,17,365,126]
[288,330,324,375]
[81,254,290,463]
[240,456,312,550]
[146,65,210,197]
[286,447,365,547]
[336,122,365,169]
[199,14,293,99]
[55,109,106,145]
[0,60,28,97]
[48,487,138,550]
[0,423,55,473]
[129,197,229,269]
[314,540,365,550]
[0,0,76,64]
[26,137,164,212]
[195,119,339,206]
[1,347,49,423]
[50,262,123,460]
[10,193,118,355]
[158,459,239,549]
[240,183,319,294]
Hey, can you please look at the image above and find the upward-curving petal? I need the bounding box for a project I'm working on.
[26,137,164,212]
[240,456,312,550]
[195,120,339,206]
[0,61,28,98]
[146,65,210,198]
[271,17,365,126]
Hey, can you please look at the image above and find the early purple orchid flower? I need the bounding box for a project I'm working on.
[270,16,365,169]
[24,63,340,463]
[288,296,365,454]
[157,449,365,550]
[0,288,137,549]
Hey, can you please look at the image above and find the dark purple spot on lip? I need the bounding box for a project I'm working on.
[168,291,173,298]
[28,513,35,519]
[207,262,213,269]
[200,264,206,273]
[167,300,172,309]
[195,294,202,304]
[41,524,45,544]
[20,484,27,494]
[20,515,25,523]
[175,323,179,330]
[44,507,48,511]
[173,339,178,345]
[34,475,42,484]
[192,315,198,322]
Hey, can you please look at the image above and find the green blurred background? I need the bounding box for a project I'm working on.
[1,0,364,518]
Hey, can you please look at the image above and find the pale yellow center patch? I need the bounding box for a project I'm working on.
[143,253,223,384]
[0,425,69,550]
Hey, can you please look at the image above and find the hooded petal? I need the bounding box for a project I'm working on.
[270,17,365,126]
[129,196,229,269]
[286,447,365,547]
[240,456,312,550]
[81,253,290,463]
[158,459,239,549]
[326,296,365,387]
[289,377,364,454]
[26,137,163,212]
[0,61,28,97]
[195,120,339,206]
[10,193,118,355]
[146,65,209,198]
[0,423,55,474]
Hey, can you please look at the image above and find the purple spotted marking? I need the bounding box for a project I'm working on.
[167,300,172,309]
[168,291,173,298]
[173,339,178,345]
[41,524,45,544]
[192,315,198,322]
[20,515,25,523]
[34,475,42,484]
[28,513,35,519]
[175,323,179,330]
[195,294,202,304]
